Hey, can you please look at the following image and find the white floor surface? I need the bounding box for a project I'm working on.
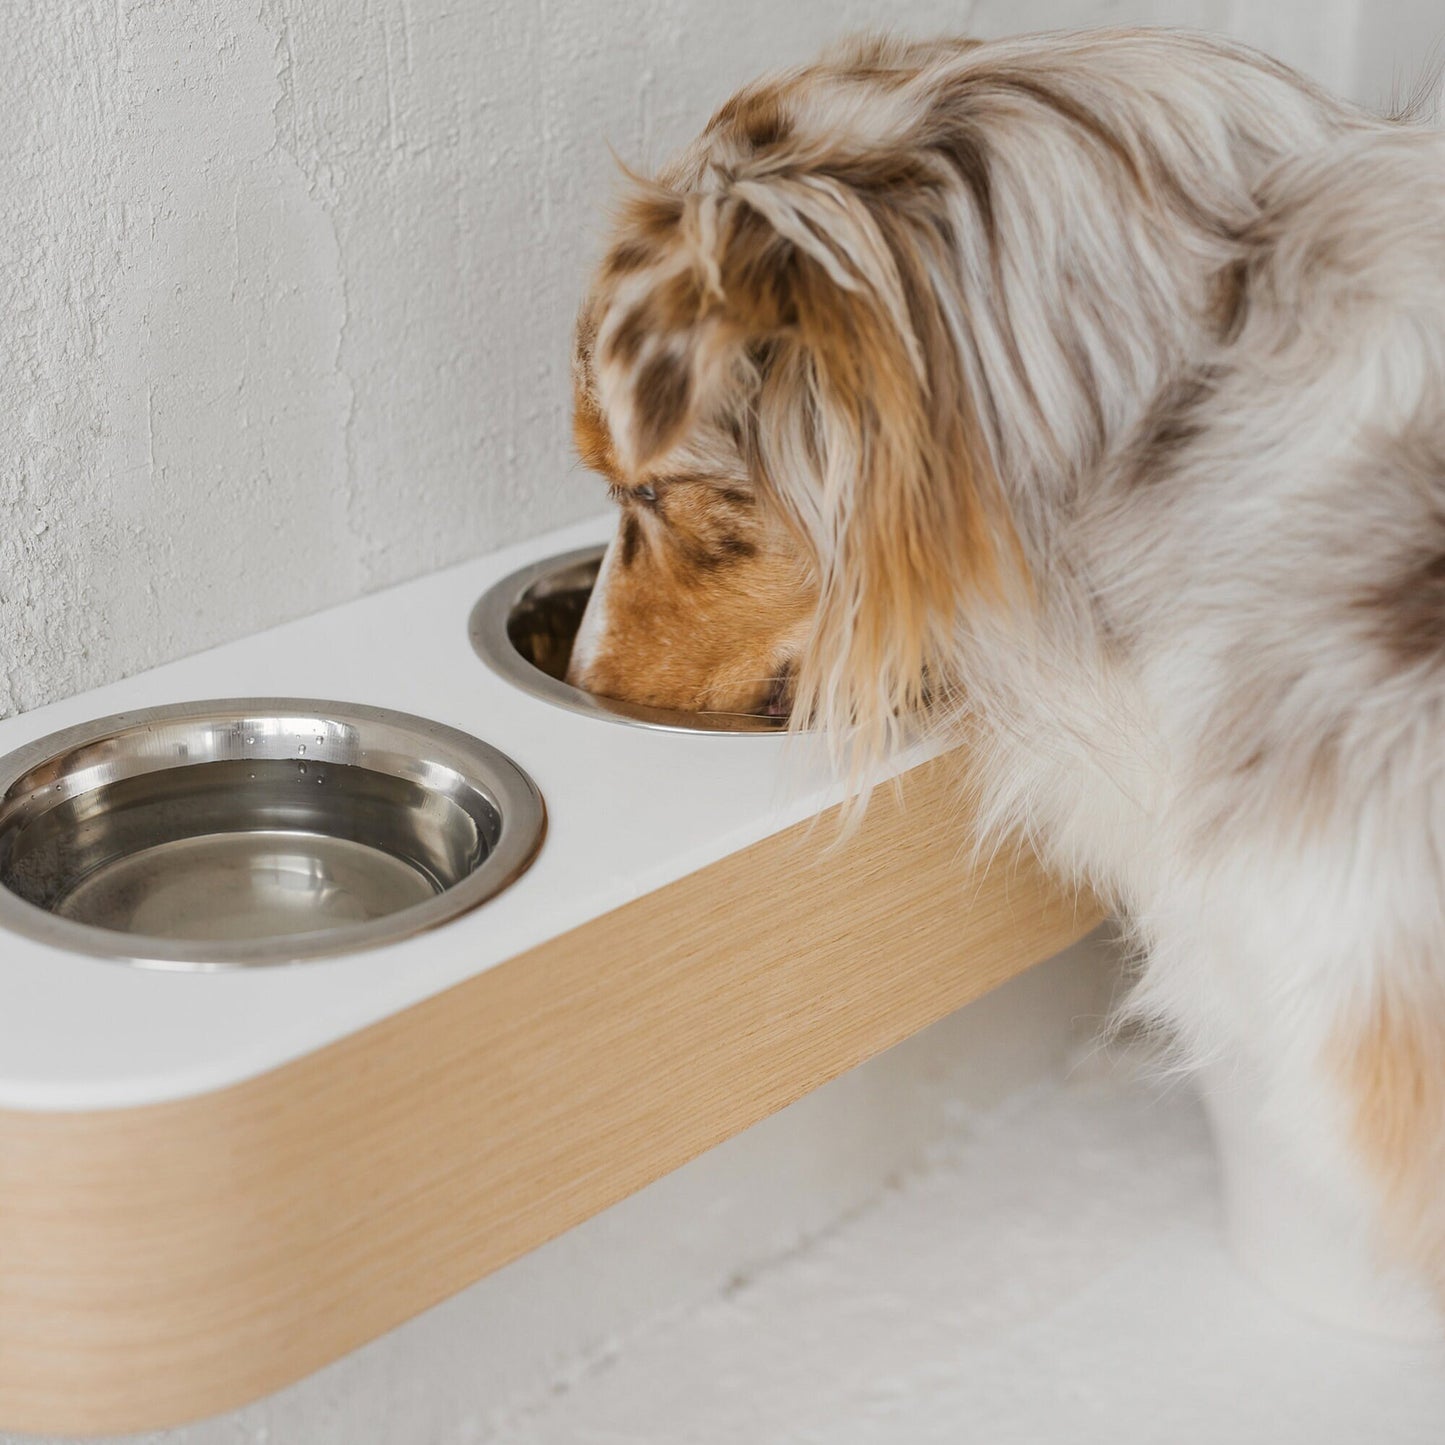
[487,1062,1445,1445]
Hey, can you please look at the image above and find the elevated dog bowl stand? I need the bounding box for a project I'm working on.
[0,517,1098,1437]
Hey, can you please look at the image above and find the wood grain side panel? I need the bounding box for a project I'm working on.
[0,754,1099,1435]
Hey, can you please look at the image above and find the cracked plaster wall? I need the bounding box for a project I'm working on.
[0,0,1409,718]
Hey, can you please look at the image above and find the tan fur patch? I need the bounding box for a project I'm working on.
[1336,983,1445,1295]
[572,388,621,483]
[774,231,1013,743]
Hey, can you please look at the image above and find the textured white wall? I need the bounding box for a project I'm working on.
[1,0,1423,718]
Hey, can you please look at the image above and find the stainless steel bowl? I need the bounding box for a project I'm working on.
[469,544,788,733]
[0,699,546,969]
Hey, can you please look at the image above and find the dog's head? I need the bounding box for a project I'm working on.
[565,30,1334,753]
[567,37,1019,754]
[568,319,816,721]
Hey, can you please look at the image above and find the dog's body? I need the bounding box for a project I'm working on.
[568,30,1445,1309]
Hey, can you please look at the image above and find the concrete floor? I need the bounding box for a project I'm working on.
[490,1062,1445,1445]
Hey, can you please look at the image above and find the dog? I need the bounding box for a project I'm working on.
[566,29,1445,1315]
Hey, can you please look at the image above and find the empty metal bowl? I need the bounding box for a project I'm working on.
[469,544,787,733]
[0,699,546,969]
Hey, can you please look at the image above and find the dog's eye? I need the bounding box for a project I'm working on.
[605,482,659,507]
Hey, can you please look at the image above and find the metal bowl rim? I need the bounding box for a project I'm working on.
[468,544,792,735]
[0,697,547,970]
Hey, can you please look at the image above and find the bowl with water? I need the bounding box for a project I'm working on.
[0,699,546,968]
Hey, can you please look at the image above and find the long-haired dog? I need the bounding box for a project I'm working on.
[567,29,1445,1317]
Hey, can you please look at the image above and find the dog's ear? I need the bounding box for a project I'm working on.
[588,182,749,475]
[592,166,1018,759]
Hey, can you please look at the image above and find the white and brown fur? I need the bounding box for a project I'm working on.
[567,29,1445,1309]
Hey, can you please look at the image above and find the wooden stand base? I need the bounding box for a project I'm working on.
[0,753,1099,1436]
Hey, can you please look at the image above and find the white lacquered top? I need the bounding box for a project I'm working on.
[0,515,927,1111]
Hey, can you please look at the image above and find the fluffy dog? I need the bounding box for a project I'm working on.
[568,29,1445,1313]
